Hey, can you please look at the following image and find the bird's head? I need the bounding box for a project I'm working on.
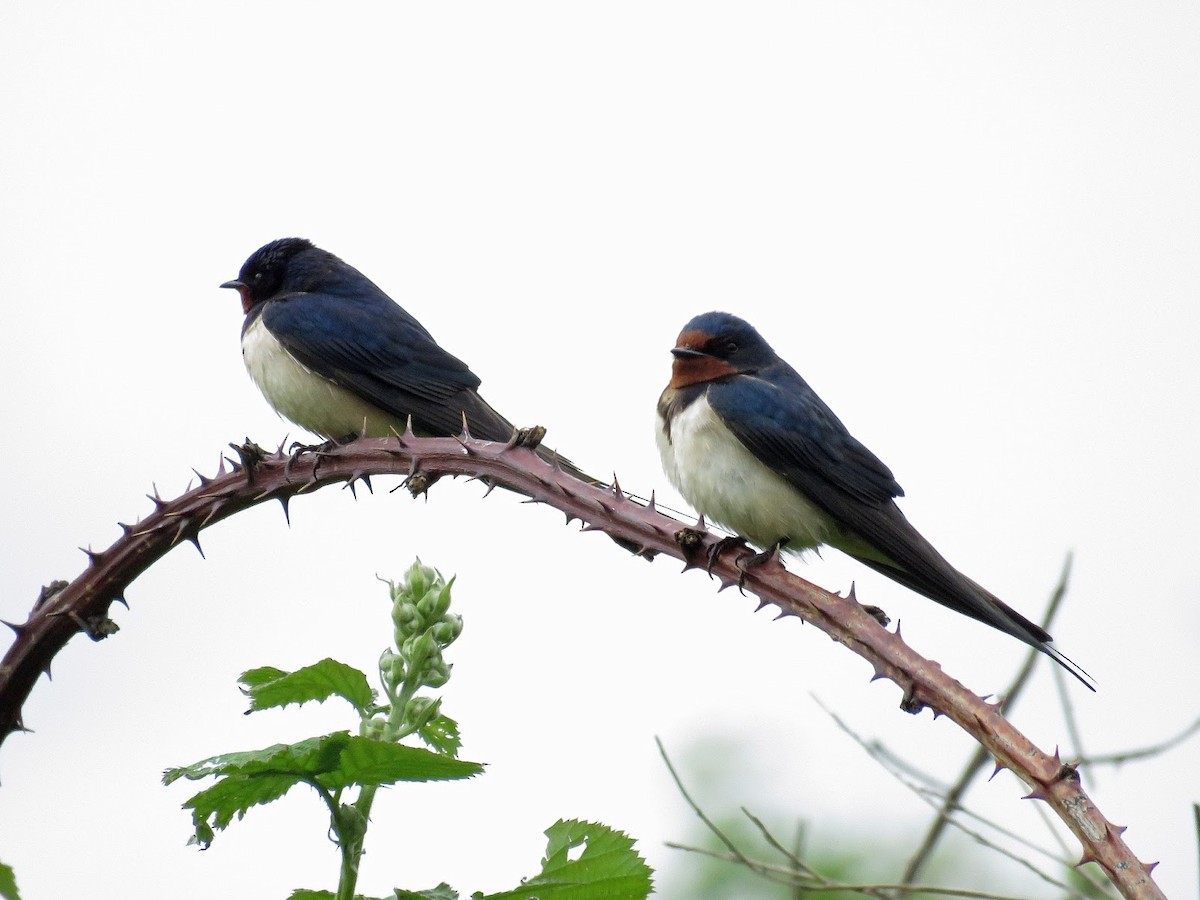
[220,237,323,314]
[668,311,776,389]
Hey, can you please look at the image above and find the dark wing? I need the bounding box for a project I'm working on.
[706,372,1095,688]
[259,290,608,491]
[260,290,516,440]
[707,374,1058,644]
[706,371,903,508]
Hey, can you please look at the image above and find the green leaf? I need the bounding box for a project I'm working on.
[476,820,652,899]
[183,773,301,841]
[164,732,481,845]
[0,861,20,900]
[163,733,353,785]
[319,737,482,789]
[163,732,478,792]
[393,885,459,900]
[418,714,462,757]
[240,659,376,714]
[165,733,354,845]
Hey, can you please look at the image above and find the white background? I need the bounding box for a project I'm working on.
[1,3,1197,897]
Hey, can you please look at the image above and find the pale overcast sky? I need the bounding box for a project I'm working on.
[2,3,1198,897]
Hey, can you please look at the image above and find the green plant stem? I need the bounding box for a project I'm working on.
[337,829,363,900]
[335,653,429,900]
[291,778,361,900]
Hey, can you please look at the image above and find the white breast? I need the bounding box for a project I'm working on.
[242,317,399,439]
[656,394,837,552]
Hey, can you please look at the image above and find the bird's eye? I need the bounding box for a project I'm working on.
[253,271,263,282]
[721,339,739,355]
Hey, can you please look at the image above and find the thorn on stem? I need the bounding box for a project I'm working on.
[197,498,228,530]
[343,471,369,499]
[170,520,205,558]
[1074,850,1099,868]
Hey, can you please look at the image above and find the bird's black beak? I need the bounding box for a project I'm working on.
[671,346,708,360]
[219,279,245,291]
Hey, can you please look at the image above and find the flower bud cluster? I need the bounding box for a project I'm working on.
[382,560,463,694]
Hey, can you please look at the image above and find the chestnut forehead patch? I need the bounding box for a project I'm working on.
[674,328,713,349]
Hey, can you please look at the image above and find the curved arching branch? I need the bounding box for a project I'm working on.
[0,430,1163,899]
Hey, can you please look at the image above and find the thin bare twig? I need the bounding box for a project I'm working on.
[664,842,1049,900]
[1055,661,1088,764]
[1193,803,1199,899]
[1080,714,1200,767]
[654,737,786,883]
[790,821,806,900]
[813,696,1091,898]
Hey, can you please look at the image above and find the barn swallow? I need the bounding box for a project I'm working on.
[220,237,610,492]
[656,311,1093,689]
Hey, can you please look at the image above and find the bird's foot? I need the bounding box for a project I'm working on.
[732,538,789,590]
[844,583,889,627]
[289,438,334,456]
[285,436,348,479]
[861,605,890,628]
[705,535,751,575]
